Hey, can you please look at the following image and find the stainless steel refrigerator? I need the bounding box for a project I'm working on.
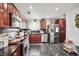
[49,24,59,43]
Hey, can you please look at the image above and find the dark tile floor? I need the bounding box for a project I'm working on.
[26,43,69,56]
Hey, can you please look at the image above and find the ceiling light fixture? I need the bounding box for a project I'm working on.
[55,8,59,11]
[30,6,32,9]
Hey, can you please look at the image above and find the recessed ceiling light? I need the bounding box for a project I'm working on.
[55,8,59,11]
[30,6,32,9]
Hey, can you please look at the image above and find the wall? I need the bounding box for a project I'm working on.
[28,18,52,30]
[28,19,40,30]
[66,7,79,45]
[46,18,51,29]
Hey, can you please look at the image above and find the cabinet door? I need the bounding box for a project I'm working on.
[55,19,66,42]
[16,46,20,56]
[40,19,46,29]
[29,34,36,43]
[3,3,9,27]
[0,3,4,27]
[35,34,41,43]
[59,19,66,42]
[11,47,20,56]
[29,34,41,43]
[0,3,3,9]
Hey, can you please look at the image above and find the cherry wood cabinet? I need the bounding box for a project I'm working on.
[0,3,22,28]
[40,19,46,29]
[0,3,4,27]
[0,3,9,27]
[29,34,41,43]
[0,3,27,28]
[3,3,9,27]
[10,45,21,56]
[0,3,10,27]
[55,18,66,42]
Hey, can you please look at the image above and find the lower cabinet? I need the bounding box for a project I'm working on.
[29,34,41,43]
[10,44,24,56]
[10,46,20,56]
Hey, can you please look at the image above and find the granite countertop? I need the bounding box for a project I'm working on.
[0,38,25,56]
[29,33,48,34]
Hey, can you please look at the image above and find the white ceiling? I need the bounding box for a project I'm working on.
[14,3,79,19]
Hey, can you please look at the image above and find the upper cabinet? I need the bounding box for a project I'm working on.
[3,3,9,27]
[0,3,4,27]
[0,3,9,27]
[0,3,28,28]
[55,18,66,42]
[40,19,46,29]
